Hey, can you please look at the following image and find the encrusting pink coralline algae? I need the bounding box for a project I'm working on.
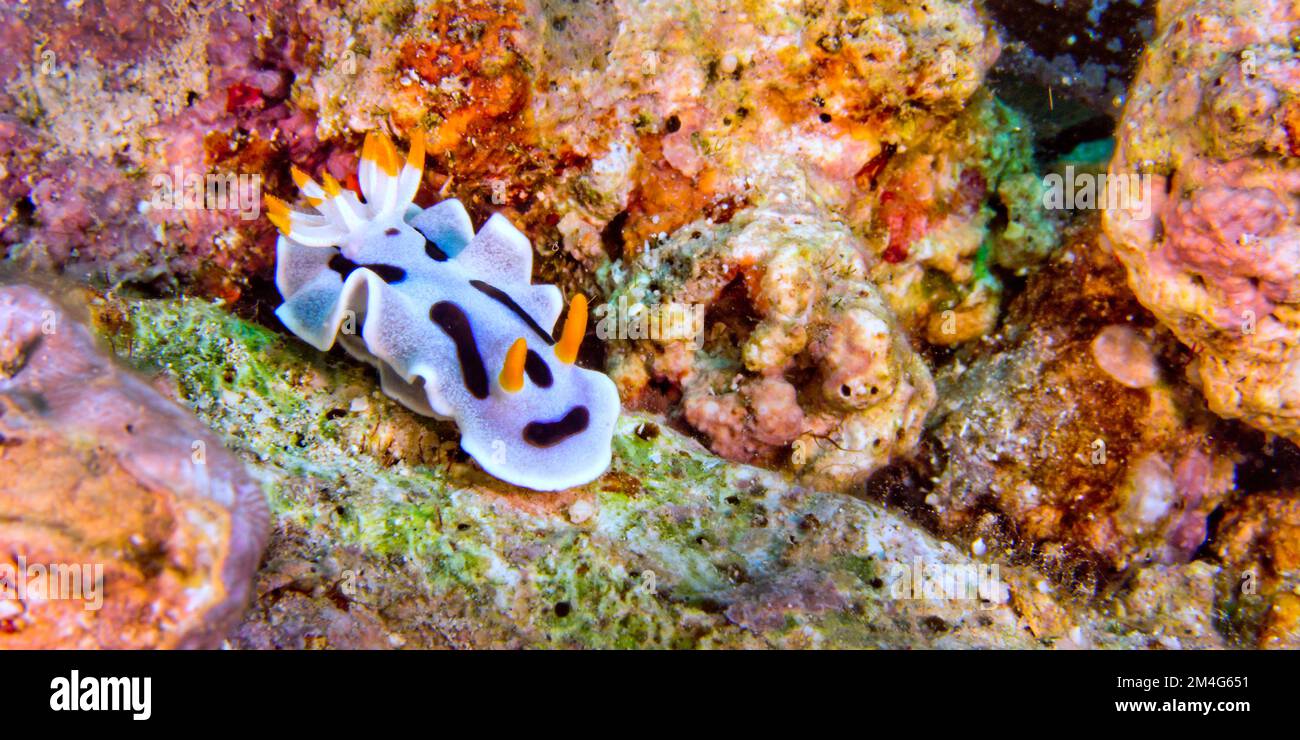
[1103,0,1300,443]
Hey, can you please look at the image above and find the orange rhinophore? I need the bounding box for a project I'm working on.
[555,294,588,365]
[499,337,528,393]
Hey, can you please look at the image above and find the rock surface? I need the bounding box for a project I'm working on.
[0,283,268,648]
[95,291,1215,649]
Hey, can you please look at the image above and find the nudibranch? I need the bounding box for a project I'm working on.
[266,131,620,491]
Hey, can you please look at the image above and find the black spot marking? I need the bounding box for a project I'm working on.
[328,253,406,284]
[328,253,358,278]
[429,302,489,399]
[523,406,589,448]
[363,264,406,284]
[425,240,449,262]
[469,279,555,345]
[385,227,400,236]
[524,350,553,388]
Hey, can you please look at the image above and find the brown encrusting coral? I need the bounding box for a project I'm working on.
[923,225,1235,589]
[0,283,268,648]
[1213,491,1300,648]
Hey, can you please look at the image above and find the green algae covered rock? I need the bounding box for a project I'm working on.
[92,293,1198,648]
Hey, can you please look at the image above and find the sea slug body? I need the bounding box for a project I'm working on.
[266,131,620,491]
